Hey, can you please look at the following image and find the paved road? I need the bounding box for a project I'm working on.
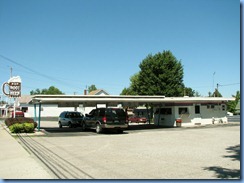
[17,122,240,179]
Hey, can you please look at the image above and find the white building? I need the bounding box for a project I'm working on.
[16,89,110,118]
[153,99,228,127]
[17,94,234,127]
[16,95,76,118]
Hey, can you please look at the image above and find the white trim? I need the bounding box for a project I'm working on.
[30,95,234,105]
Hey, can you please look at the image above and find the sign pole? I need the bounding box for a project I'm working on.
[38,102,41,132]
[2,76,22,118]
[13,98,16,118]
[34,104,37,122]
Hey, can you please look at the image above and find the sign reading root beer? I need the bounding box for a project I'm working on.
[2,76,22,98]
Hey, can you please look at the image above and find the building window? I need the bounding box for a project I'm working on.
[179,107,188,115]
[222,105,226,111]
[21,107,28,112]
[195,105,200,114]
[155,108,172,115]
[207,104,215,109]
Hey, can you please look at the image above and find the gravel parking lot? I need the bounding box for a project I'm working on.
[18,122,240,179]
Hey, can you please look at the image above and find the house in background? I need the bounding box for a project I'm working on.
[81,89,110,114]
[0,104,10,117]
[88,89,109,96]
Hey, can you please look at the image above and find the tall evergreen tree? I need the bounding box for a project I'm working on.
[133,50,184,96]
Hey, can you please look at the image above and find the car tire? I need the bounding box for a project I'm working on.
[59,122,62,128]
[68,122,72,128]
[96,123,103,134]
[117,129,123,134]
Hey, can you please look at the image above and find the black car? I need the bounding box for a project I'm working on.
[84,108,128,133]
[58,111,84,128]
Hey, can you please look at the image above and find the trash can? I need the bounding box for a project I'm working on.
[176,118,182,127]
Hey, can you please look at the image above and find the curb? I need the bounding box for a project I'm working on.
[1,123,47,137]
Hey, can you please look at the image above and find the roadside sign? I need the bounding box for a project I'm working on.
[2,76,21,98]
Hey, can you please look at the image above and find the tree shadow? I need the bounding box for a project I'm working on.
[204,166,240,179]
[223,144,240,161]
[203,144,240,179]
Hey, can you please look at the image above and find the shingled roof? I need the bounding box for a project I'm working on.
[88,89,109,96]
[17,95,32,104]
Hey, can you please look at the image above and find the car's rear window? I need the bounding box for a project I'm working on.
[106,109,126,118]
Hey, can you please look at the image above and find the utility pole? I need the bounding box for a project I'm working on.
[10,67,13,78]
[216,83,219,97]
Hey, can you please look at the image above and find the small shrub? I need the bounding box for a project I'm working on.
[9,123,24,133]
[23,123,34,133]
[5,117,37,129]
[9,122,35,133]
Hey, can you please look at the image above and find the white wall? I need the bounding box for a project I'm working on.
[23,103,120,118]
[154,103,228,127]
[22,104,82,117]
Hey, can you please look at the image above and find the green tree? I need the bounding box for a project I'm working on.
[30,88,41,95]
[227,91,240,114]
[210,89,223,97]
[181,87,200,97]
[30,86,64,95]
[44,86,64,94]
[183,87,193,96]
[88,84,97,93]
[124,50,185,96]
[120,87,131,95]
[194,91,201,97]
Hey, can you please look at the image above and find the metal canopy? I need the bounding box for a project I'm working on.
[30,95,235,107]
[30,95,235,132]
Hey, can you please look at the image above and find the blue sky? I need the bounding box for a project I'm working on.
[0,0,240,97]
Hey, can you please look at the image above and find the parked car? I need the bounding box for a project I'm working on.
[58,111,84,128]
[128,115,147,123]
[84,108,128,133]
[11,111,24,118]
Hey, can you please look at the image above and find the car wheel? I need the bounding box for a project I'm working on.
[82,122,86,131]
[59,122,62,128]
[117,129,123,134]
[68,122,72,128]
[96,123,103,134]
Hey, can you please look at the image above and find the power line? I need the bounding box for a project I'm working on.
[0,55,128,93]
[0,54,83,92]
[218,83,240,87]
[0,54,63,83]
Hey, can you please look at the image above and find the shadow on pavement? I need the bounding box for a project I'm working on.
[42,124,167,133]
[203,144,240,179]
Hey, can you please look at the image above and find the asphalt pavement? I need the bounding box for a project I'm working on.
[0,120,240,179]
